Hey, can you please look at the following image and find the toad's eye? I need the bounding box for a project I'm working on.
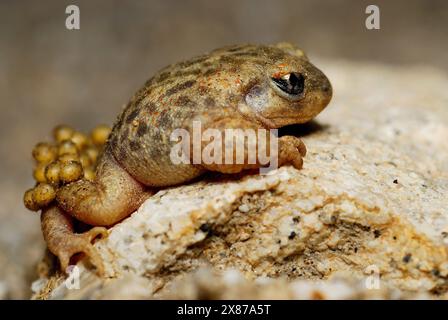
[270,72,305,100]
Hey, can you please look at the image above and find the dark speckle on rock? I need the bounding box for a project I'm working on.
[402,253,412,263]
[200,223,211,233]
[432,269,440,277]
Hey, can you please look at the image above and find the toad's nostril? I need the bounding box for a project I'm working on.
[322,82,331,93]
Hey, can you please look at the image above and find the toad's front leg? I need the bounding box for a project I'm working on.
[200,133,307,174]
[187,108,307,174]
[277,135,307,169]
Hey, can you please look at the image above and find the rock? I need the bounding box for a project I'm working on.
[159,268,432,300]
[32,61,448,299]
[39,266,430,300]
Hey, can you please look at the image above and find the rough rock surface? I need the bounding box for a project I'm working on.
[32,61,448,299]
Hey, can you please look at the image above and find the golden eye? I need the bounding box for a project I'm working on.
[270,72,305,98]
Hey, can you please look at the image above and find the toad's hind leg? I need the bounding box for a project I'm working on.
[57,146,151,226]
[41,206,108,274]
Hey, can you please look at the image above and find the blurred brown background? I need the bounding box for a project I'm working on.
[0,0,447,298]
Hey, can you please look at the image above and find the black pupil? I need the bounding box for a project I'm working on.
[272,72,305,95]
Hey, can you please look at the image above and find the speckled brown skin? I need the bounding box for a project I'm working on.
[45,43,332,273]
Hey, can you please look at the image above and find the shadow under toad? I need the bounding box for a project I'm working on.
[278,120,328,138]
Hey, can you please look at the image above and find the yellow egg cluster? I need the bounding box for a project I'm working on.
[24,124,111,212]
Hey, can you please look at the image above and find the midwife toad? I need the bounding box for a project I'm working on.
[35,43,332,273]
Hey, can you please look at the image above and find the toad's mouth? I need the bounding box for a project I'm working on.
[252,114,298,129]
[256,114,315,129]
